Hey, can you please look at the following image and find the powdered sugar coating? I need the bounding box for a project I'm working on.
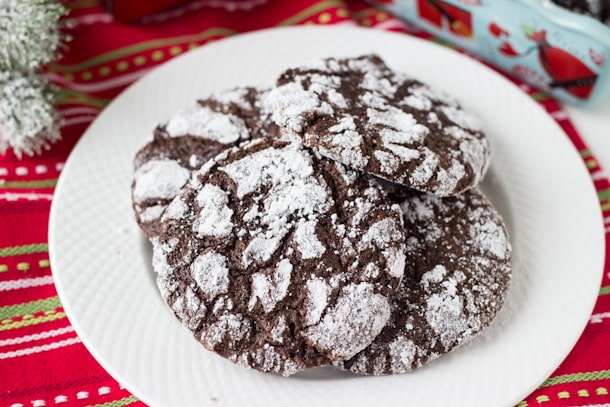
[264,54,490,196]
[153,137,406,375]
[131,159,191,236]
[358,217,406,278]
[132,160,191,203]
[193,183,234,238]
[165,104,249,144]
[294,219,326,259]
[192,251,230,301]
[339,188,511,375]
[306,283,391,359]
[131,86,277,238]
[305,277,332,325]
[248,258,293,312]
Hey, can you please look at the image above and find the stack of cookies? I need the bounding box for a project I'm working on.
[131,54,512,377]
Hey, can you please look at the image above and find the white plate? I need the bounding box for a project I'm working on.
[49,26,605,407]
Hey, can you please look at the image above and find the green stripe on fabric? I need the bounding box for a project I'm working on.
[431,37,458,49]
[0,296,61,319]
[278,1,345,26]
[0,179,58,188]
[600,286,610,296]
[85,395,140,407]
[0,243,48,258]
[580,149,592,158]
[49,28,236,73]
[530,92,549,101]
[539,369,610,389]
[598,188,610,201]
[56,88,111,109]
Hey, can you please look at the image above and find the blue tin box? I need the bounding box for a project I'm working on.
[370,0,610,107]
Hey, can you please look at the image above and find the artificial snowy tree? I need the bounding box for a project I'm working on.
[0,0,67,158]
[0,70,61,157]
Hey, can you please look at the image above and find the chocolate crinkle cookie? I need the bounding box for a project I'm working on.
[263,54,490,196]
[152,137,406,376]
[338,188,511,375]
[131,86,278,238]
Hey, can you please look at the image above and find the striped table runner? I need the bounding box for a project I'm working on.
[1,1,609,406]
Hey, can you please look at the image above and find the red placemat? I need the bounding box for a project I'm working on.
[1,1,609,406]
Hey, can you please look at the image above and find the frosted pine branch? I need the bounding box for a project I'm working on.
[0,0,68,70]
[0,70,61,158]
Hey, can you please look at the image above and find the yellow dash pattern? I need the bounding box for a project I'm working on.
[16,262,29,271]
[318,12,332,24]
[151,50,164,61]
[99,66,111,76]
[0,312,66,332]
[520,386,609,407]
[0,259,49,272]
[116,61,129,71]
[586,158,598,169]
[336,8,349,18]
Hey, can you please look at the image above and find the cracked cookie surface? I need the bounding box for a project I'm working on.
[153,137,407,375]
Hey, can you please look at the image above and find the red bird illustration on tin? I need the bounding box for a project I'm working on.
[527,29,597,99]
